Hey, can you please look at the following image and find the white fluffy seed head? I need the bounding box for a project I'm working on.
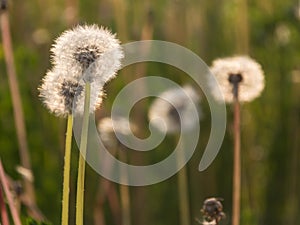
[209,56,265,103]
[39,24,123,117]
[39,68,104,117]
[51,24,123,84]
[148,85,201,133]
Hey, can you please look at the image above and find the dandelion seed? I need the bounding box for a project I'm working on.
[209,56,265,103]
[51,25,123,83]
[148,85,201,133]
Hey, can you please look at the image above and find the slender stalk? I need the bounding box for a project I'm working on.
[94,147,121,225]
[0,185,9,225]
[61,115,73,225]
[76,82,91,225]
[176,136,190,225]
[0,6,43,220]
[107,184,122,225]
[94,179,110,225]
[0,159,22,225]
[118,149,131,225]
[177,166,190,225]
[232,83,241,225]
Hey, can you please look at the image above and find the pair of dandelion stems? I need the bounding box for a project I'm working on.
[61,114,73,225]
[39,25,123,225]
[76,81,91,225]
[230,74,242,225]
[176,135,190,225]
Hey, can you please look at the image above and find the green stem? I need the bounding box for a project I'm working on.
[76,82,91,225]
[178,166,190,225]
[61,114,73,225]
[176,136,190,225]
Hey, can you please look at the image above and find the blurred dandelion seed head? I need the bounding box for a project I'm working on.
[98,117,137,148]
[210,56,265,103]
[292,69,300,83]
[275,23,291,46]
[39,24,123,117]
[148,85,201,133]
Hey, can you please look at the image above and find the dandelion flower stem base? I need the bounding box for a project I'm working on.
[76,82,91,225]
[62,114,73,225]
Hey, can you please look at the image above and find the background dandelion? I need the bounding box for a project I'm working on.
[201,197,225,225]
[210,56,265,225]
[97,116,137,225]
[148,85,201,133]
[148,84,202,225]
[210,56,265,103]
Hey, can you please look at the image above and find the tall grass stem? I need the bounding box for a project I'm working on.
[0,159,22,225]
[0,184,9,225]
[0,8,44,220]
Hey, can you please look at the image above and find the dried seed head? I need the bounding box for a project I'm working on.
[201,198,225,224]
[209,56,265,103]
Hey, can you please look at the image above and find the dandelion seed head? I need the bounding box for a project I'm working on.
[98,117,137,148]
[209,56,265,103]
[148,85,201,133]
[51,25,123,84]
[39,24,123,117]
[201,197,225,224]
[39,69,104,117]
[74,45,102,70]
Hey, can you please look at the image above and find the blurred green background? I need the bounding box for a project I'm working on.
[0,0,300,224]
